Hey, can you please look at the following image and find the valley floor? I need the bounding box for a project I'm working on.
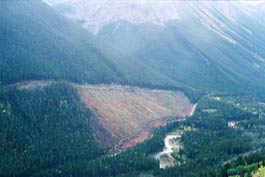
[154,133,181,168]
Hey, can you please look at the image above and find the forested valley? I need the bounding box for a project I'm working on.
[2,1,265,177]
[1,81,265,177]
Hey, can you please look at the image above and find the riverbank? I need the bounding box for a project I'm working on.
[154,133,181,168]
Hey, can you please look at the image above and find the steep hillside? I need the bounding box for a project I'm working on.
[78,84,194,149]
[255,2,265,21]
[52,0,265,92]
[0,83,104,176]
[0,0,178,88]
[4,80,194,150]
[1,82,167,177]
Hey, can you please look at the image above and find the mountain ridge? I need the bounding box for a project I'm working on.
[0,0,180,89]
[51,0,265,92]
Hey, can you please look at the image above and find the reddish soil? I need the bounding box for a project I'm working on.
[115,104,195,151]
[4,81,196,152]
[115,116,185,151]
[77,84,196,152]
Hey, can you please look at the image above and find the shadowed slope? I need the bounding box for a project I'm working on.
[0,0,178,89]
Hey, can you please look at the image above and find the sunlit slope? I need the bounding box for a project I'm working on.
[97,16,265,92]
[78,84,194,144]
[53,0,265,92]
[0,0,178,88]
[3,80,194,149]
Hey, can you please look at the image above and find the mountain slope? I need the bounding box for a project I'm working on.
[0,0,178,88]
[255,2,265,22]
[78,84,194,148]
[0,83,104,176]
[52,0,265,92]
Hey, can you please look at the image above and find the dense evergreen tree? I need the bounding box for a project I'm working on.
[0,0,178,89]
[155,97,262,177]
[1,83,265,176]
[0,83,104,176]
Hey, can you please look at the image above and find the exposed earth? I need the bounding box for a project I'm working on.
[4,80,195,151]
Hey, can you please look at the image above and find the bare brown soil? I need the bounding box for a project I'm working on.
[116,116,180,151]
[4,81,194,151]
[78,84,194,150]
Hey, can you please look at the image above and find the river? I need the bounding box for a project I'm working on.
[154,133,181,168]
[153,103,197,168]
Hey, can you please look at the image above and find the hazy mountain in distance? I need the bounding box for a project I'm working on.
[50,0,265,92]
[51,0,256,33]
[43,0,68,5]
[255,2,265,21]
